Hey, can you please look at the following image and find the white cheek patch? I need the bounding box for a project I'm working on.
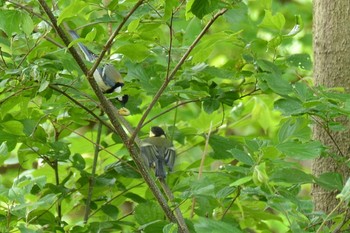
[114,86,122,93]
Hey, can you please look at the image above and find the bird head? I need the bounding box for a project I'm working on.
[150,126,166,138]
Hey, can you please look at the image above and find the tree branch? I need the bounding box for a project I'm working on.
[84,117,103,223]
[129,8,228,144]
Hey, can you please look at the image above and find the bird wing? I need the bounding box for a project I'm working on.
[140,142,159,168]
[68,30,97,62]
[164,147,176,171]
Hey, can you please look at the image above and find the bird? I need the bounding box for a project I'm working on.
[68,30,129,115]
[140,126,176,179]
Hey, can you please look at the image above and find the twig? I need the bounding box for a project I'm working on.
[317,200,343,233]
[332,208,350,233]
[221,187,241,220]
[165,10,174,79]
[311,115,345,158]
[84,117,103,223]
[142,99,200,127]
[159,179,189,233]
[89,181,144,218]
[191,121,213,218]
[129,8,228,144]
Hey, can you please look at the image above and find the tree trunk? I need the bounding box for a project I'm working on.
[312,1,350,213]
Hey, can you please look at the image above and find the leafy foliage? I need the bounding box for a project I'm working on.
[1,0,349,232]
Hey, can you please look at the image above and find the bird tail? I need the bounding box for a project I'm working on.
[155,159,166,179]
[68,30,96,62]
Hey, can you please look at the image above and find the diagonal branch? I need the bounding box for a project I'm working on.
[129,8,228,144]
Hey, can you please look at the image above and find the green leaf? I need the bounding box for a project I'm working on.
[270,168,313,184]
[0,141,8,160]
[101,204,119,219]
[134,201,164,225]
[38,80,50,92]
[203,97,220,114]
[85,28,97,43]
[18,145,37,169]
[209,135,240,159]
[284,15,304,37]
[256,59,281,75]
[72,153,85,170]
[337,177,350,203]
[231,176,252,186]
[274,97,305,115]
[47,141,71,161]
[190,0,219,19]
[0,10,34,35]
[164,0,178,20]
[163,223,178,233]
[117,44,149,62]
[315,172,343,191]
[252,162,268,185]
[127,19,140,32]
[259,10,285,31]
[277,117,311,143]
[276,141,323,160]
[27,209,56,226]
[194,217,242,233]
[57,1,87,25]
[218,91,240,106]
[257,73,293,96]
[1,120,24,136]
[286,54,312,70]
[228,148,254,166]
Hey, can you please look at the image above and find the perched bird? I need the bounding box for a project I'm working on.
[68,30,129,115]
[140,126,176,179]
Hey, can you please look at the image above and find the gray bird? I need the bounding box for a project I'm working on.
[68,30,129,109]
[140,126,176,179]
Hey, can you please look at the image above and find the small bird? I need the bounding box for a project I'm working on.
[68,30,129,115]
[140,126,176,179]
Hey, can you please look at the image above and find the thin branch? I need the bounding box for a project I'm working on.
[89,181,144,218]
[142,99,200,127]
[38,0,179,225]
[316,200,343,233]
[129,8,228,144]
[311,115,345,158]
[221,187,241,220]
[159,179,189,233]
[166,10,174,80]
[191,121,213,218]
[84,118,103,223]
[332,208,350,233]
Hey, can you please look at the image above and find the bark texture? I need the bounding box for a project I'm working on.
[312,1,350,213]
